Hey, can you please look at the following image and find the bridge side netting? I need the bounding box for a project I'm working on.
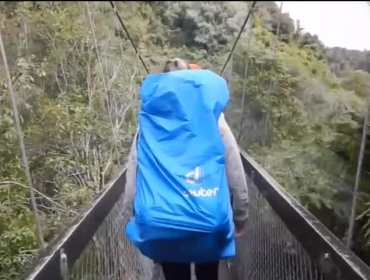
[69,195,155,280]
[231,176,325,280]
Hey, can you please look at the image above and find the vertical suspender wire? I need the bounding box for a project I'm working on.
[86,1,113,131]
[0,26,46,248]
[346,91,370,248]
[108,1,151,156]
[237,3,257,142]
[264,1,283,144]
[346,0,370,249]
[86,2,118,188]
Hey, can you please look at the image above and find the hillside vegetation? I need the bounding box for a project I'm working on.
[0,1,369,279]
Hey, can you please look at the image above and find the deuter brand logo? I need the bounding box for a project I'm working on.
[184,166,219,198]
[185,166,202,185]
[184,187,220,198]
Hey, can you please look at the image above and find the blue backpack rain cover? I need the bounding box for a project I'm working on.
[126,69,235,263]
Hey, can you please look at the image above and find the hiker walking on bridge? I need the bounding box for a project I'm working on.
[124,58,249,280]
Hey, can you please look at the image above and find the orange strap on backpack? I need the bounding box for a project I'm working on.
[188,63,201,70]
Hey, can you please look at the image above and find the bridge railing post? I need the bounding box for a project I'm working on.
[60,248,69,280]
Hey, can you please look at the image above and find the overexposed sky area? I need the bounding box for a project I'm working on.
[277,1,370,50]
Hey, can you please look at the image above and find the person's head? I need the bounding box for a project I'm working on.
[163,58,201,73]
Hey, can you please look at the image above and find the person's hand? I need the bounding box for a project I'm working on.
[235,224,245,237]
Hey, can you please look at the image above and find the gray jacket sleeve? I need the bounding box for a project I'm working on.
[124,115,249,227]
[218,113,249,227]
[123,131,138,214]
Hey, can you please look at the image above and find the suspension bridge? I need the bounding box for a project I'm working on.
[2,1,370,280]
[24,150,370,280]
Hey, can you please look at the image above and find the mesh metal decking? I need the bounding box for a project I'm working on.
[25,151,370,280]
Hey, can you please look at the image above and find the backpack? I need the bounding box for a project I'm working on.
[126,69,235,263]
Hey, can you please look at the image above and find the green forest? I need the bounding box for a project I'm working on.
[0,1,369,279]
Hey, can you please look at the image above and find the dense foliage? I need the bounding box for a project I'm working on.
[0,1,369,278]
[228,1,370,263]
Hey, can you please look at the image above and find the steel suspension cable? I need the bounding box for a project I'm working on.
[108,1,150,74]
[0,26,46,248]
[220,1,257,76]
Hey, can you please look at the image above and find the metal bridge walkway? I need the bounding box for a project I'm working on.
[25,150,370,280]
